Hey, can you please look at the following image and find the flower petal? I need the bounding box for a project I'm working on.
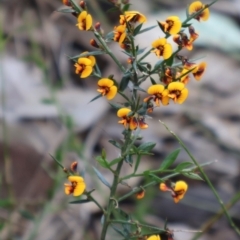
[162,43,172,59]
[177,88,188,104]
[98,78,114,87]
[147,84,165,94]
[86,14,93,30]
[106,86,117,100]
[117,108,131,117]
[81,65,92,78]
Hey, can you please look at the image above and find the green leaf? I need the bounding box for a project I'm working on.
[119,74,131,92]
[175,162,193,171]
[133,24,143,36]
[136,47,147,55]
[112,225,127,237]
[121,50,132,57]
[149,173,163,182]
[109,157,123,167]
[133,86,146,93]
[121,3,131,12]
[138,25,157,34]
[150,76,157,85]
[69,0,82,13]
[109,139,122,149]
[165,53,175,66]
[108,102,122,110]
[134,154,141,173]
[105,31,114,41]
[70,50,104,60]
[125,155,133,165]
[89,94,102,103]
[159,148,181,170]
[138,142,156,152]
[153,59,163,70]
[182,23,192,28]
[182,172,204,181]
[137,63,148,72]
[69,199,91,204]
[96,156,109,168]
[157,20,164,33]
[143,170,150,176]
[113,208,130,220]
[93,167,111,188]
[56,7,75,13]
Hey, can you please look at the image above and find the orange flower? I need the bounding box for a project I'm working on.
[184,61,207,81]
[168,82,188,104]
[113,25,127,44]
[159,181,188,203]
[173,34,191,51]
[137,117,148,129]
[159,16,182,35]
[193,62,207,81]
[188,26,199,43]
[136,189,145,199]
[144,84,169,107]
[64,176,86,197]
[117,108,148,130]
[152,38,172,59]
[74,57,93,78]
[173,26,198,51]
[162,68,174,84]
[119,11,147,25]
[179,68,190,84]
[172,181,188,203]
[188,1,210,21]
[97,78,117,100]
[117,108,131,128]
[76,11,93,31]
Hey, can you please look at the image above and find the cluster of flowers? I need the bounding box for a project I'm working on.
[62,0,209,200]
[60,1,210,239]
[63,0,209,132]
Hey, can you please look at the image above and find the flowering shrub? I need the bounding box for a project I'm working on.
[55,0,240,239]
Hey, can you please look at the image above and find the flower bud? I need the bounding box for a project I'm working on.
[79,1,86,10]
[127,57,134,64]
[95,22,104,35]
[90,39,100,48]
[70,161,78,172]
[62,0,71,6]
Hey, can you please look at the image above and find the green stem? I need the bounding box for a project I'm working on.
[160,120,240,236]
[94,31,125,73]
[87,193,106,214]
[138,49,152,62]
[111,219,166,232]
[192,191,240,240]
[100,130,132,240]
[119,160,216,202]
[100,160,124,240]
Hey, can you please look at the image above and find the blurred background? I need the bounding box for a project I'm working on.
[0,0,240,239]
